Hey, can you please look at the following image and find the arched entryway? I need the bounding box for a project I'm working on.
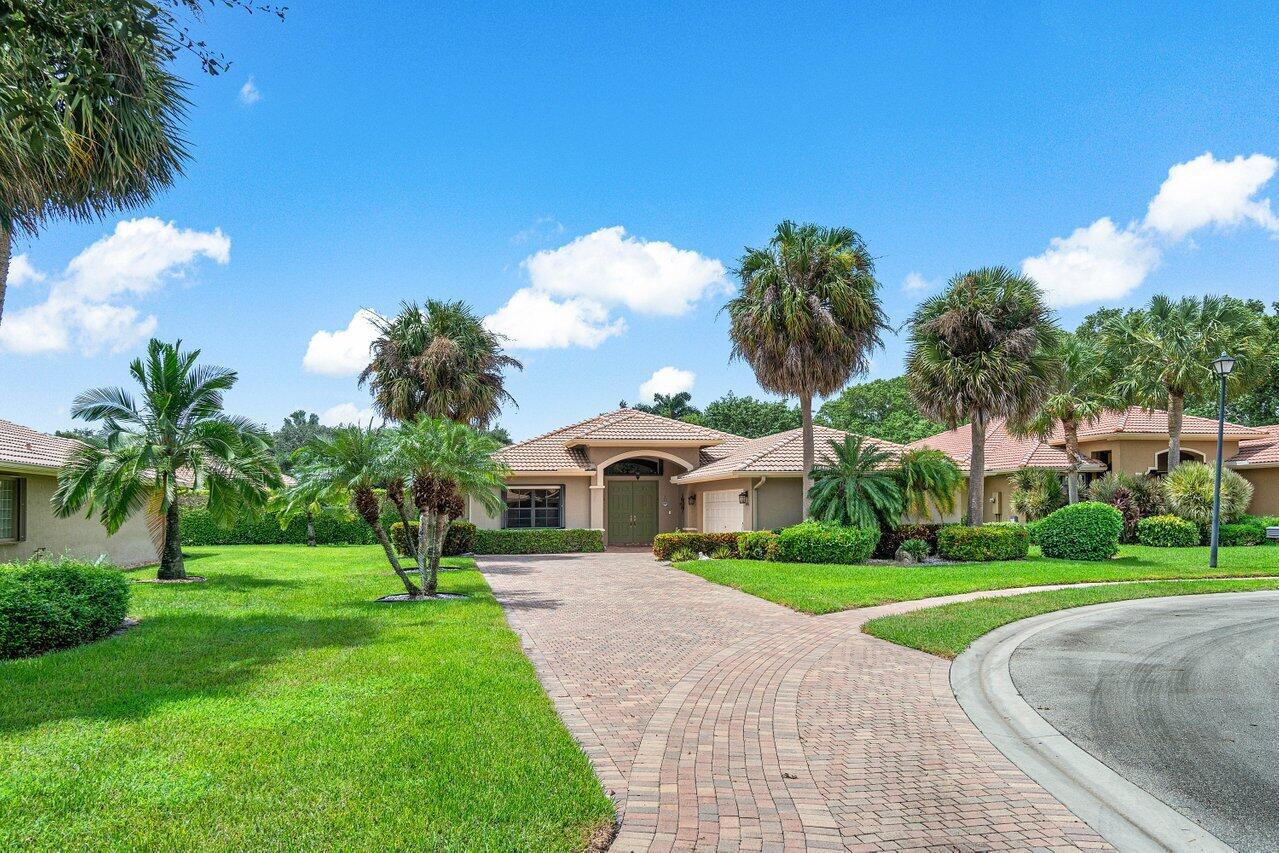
[591,451,693,546]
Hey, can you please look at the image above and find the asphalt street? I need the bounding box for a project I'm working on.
[1010,591,1279,852]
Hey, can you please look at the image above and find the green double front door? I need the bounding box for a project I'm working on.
[607,480,659,545]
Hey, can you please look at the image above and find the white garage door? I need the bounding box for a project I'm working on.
[703,490,743,533]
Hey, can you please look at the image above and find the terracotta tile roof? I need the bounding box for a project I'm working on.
[0,419,81,472]
[1228,424,1279,467]
[673,426,906,482]
[1049,406,1264,441]
[909,418,1103,474]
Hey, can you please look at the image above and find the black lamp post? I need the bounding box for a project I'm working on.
[1209,353,1236,569]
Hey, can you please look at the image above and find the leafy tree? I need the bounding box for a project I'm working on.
[623,392,701,420]
[360,300,522,427]
[1102,295,1267,468]
[894,448,963,519]
[53,427,104,441]
[53,339,281,580]
[807,435,903,528]
[906,267,1060,525]
[271,410,333,472]
[482,425,513,445]
[699,392,800,438]
[816,377,944,444]
[726,221,887,517]
[1185,301,1279,426]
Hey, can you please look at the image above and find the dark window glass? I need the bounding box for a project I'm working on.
[503,487,563,528]
[604,459,663,476]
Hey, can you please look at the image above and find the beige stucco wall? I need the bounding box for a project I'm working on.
[1076,438,1240,476]
[754,477,803,531]
[0,471,157,566]
[1238,468,1279,516]
[468,475,593,530]
[684,477,753,532]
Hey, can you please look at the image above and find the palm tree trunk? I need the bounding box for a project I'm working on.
[800,392,814,519]
[306,511,316,547]
[157,501,188,580]
[968,414,986,525]
[431,513,448,594]
[1168,392,1184,470]
[392,495,417,557]
[0,223,10,326]
[355,487,420,595]
[1064,418,1081,504]
[416,510,439,596]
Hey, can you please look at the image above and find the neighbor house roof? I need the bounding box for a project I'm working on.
[1228,424,1279,467]
[1047,406,1264,442]
[0,419,81,472]
[909,418,1104,475]
[672,426,906,483]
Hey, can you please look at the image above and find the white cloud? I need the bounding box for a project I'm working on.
[319,403,380,427]
[8,254,46,287]
[1021,217,1161,307]
[239,77,261,105]
[901,272,934,293]
[302,309,382,377]
[1144,152,1279,240]
[484,288,625,349]
[639,366,695,400]
[0,218,229,356]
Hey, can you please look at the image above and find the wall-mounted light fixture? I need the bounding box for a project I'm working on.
[738,490,749,505]
[688,493,697,506]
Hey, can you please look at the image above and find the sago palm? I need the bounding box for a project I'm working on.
[53,339,280,580]
[726,221,887,517]
[808,436,903,529]
[894,448,963,520]
[906,267,1060,525]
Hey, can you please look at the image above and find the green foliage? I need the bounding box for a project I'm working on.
[1136,514,1200,547]
[1162,461,1253,527]
[629,391,700,420]
[1087,472,1164,543]
[1219,522,1266,546]
[180,506,382,546]
[1025,519,1042,544]
[652,532,741,560]
[389,520,476,556]
[700,392,800,438]
[669,547,698,563]
[1035,502,1123,561]
[937,524,1029,562]
[816,376,944,444]
[736,531,780,560]
[898,538,931,561]
[808,435,903,528]
[873,524,944,559]
[472,528,604,555]
[709,545,734,560]
[774,521,880,565]
[1008,468,1065,521]
[271,411,333,471]
[0,557,129,659]
[894,448,963,518]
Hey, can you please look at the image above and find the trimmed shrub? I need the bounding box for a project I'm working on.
[1163,462,1253,527]
[1136,514,1199,547]
[0,558,130,659]
[1087,472,1164,543]
[1035,501,1123,561]
[874,524,943,559]
[1025,519,1043,545]
[737,531,780,561]
[774,521,880,565]
[652,532,741,560]
[179,506,385,546]
[1219,522,1266,547]
[471,528,604,555]
[669,547,697,563]
[937,524,1029,562]
[390,520,477,557]
[898,538,930,561]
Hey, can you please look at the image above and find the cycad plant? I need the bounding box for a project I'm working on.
[894,448,963,520]
[808,436,903,528]
[53,339,281,580]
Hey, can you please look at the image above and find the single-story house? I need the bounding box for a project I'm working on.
[0,419,158,567]
[470,408,904,545]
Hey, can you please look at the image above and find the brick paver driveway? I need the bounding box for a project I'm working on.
[480,551,1107,851]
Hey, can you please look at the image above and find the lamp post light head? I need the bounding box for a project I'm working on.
[1212,353,1236,378]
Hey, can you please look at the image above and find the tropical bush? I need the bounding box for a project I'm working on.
[1087,472,1164,543]
[774,521,880,565]
[652,532,741,561]
[1008,468,1066,521]
[1162,461,1253,527]
[937,524,1029,562]
[873,524,944,559]
[1025,519,1043,544]
[472,528,604,555]
[709,545,734,560]
[180,506,381,546]
[1219,522,1266,547]
[669,547,698,563]
[1035,501,1123,561]
[808,436,903,528]
[737,531,780,561]
[390,520,477,557]
[898,538,930,561]
[1136,514,1199,548]
[0,558,130,660]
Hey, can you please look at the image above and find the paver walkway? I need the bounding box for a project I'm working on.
[480,552,1109,851]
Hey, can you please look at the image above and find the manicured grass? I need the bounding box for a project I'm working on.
[862,578,1279,658]
[674,545,1279,614]
[0,545,614,852]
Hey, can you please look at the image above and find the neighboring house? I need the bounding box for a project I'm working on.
[473,408,904,545]
[0,419,158,567]
[1224,424,1279,515]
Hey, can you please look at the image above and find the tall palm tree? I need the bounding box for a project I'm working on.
[647,392,699,420]
[906,267,1060,525]
[287,426,422,595]
[894,448,963,520]
[359,300,523,427]
[1013,332,1120,503]
[53,339,280,580]
[726,221,887,517]
[1103,294,1266,469]
[393,417,507,596]
[808,436,903,528]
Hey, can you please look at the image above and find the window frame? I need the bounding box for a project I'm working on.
[1149,447,1205,476]
[501,483,566,530]
[0,475,25,544]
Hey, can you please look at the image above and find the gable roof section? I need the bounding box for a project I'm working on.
[0,419,81,473]
[1049,407,1264,441]
[1228,424,1279,467]
[909,418,1103,474]
[672,426,906,483]
[569,408,733,445]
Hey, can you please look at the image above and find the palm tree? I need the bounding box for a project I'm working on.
[726,221,887,517]
[1103,295,1266,469]
[646,392,700,420]
[808,436,903,528]
[906,267,1060,525]
[894,448,963,520]
[393,417,508,596]
[288,426,422,595]
[1013,332,1120,503]
[1008,467,1066,521]
[359,300,523,427]
[52,339,280,580]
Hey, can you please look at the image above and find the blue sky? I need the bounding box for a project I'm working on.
[4,1,1279,440]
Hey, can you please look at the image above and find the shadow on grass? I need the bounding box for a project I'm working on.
[203,573,305,591]
[0,612,377,736]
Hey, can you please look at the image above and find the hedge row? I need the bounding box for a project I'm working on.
[737,531,780,560]
[1,558,130,660]
[937,524,1029,562]
[874,524,944,559]
[775,521,880,565]
[472,528,604,554]
[1136,514,1199,547]
[178,506,392,546]
[653,532,742,560]
[389,521,477,557]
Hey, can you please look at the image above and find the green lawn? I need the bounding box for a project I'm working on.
[674,545,1279,614]
[862,578,1279,658]
[0,545,614,852]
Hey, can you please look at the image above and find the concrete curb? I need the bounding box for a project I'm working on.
[951,594,1238,853]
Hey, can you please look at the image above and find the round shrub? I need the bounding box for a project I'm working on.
[774,521,880,565]
[0,558,131,660]
[737,531,780,560]
[873,524,943,559]
[937,524,1029,562]
[1163,462,1253,527]
[1136,514,1199,547]
[1035,501,1123,561]
[898,538,930,561]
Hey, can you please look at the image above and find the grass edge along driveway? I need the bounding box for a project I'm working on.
[0,545,614,852]
[674,545,1279,614]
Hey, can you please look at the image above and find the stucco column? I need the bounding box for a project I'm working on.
[590,477,606,543]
